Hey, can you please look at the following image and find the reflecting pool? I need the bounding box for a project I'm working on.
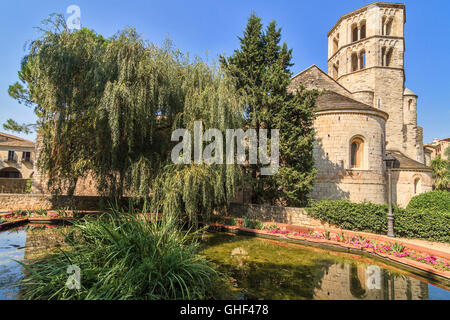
[0,227,449,300]
[199,232,450,300]
[0,226,68,300]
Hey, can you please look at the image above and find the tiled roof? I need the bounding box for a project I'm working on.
[316,91,389,119]
[387,150,431,171]
[0,132,35,148]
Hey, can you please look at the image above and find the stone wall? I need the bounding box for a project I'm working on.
[391,169,433,208]
[0,193,103,211]
[0,178,29,194]
[289,65,353,98]
[228,202,334,229]
[311,111,386,204]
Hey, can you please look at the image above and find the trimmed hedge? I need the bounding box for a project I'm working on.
[307,200,450,243]
[407,190,450,213]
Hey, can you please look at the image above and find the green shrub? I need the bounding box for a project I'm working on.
[25,179,32,193]
[243,216,264,230]
[407,190,450,213]
[307,200,450,242]
[18,208,217,300]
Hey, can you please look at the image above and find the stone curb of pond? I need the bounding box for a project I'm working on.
[216,217,450,260]
[207,222,450,283]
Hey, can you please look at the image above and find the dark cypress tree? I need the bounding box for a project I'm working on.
[221,13,318,206]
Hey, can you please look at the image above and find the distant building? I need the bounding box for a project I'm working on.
[0,132,35,193]
[424,138,450,166]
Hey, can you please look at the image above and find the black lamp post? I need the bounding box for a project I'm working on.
[384,153,396,238]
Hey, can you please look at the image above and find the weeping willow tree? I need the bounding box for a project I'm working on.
[10,14,246,222]
[8,14,107,195]
[92,30,183,198]
[151,61,246,224]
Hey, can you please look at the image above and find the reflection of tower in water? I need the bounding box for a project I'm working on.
[313,263,428,300]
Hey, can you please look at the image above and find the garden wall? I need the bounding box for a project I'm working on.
[0,178,29,194]
[0,193,102,211]
[228,202,335,229]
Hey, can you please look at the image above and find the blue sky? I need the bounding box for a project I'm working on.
[0,0,448,143]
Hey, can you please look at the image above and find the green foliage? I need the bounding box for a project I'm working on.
[9,15,109,195]
[264,224,279,231]
[2,119,34,134]
[387,242,405,253]
[18,207,217,300]
[243,216,264,230]
[150,60,245,225]
[25,179,32,194]
[220,13,317,206]
[35,209,48,216]
[407,190,450,213]
[430,155,450,190]
[307,200,450,242]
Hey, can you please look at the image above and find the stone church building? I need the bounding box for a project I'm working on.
[288,2,432,207]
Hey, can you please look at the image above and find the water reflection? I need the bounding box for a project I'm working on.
[0,226,68,300]
[0,227,449,300]
[313,263,428,300]
[0,230,26,300]
[200,233,449,300]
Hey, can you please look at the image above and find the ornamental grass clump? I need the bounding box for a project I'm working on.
[17,206,217,300]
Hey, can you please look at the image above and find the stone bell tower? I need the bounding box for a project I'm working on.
[326,3,423,162]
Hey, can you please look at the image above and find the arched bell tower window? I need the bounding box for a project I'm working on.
[351,53,358,72]
[333,61,339,79]
[382,17,393,36]
[350,137,364,169]
[381,47,393,67]
[333,35,339,54]
[352,24,358,42]
[386,48,393,66]
[359,50,366,69]
[360,21,366,39]
[386,19,393,36]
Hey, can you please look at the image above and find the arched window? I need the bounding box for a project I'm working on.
[408,99,412,111]
[359,50,366,69]
[360,21,366,39]
[0,167,22,178]
[381,47,393,66]
[386,48,393,66]
[352,24,358,42]
[382,17,393,35]
[414,178,421,195]
[333,36,339,54]
[386,19,393,36]
[333,61,339,79]
[350,137,364,168]
[351,53,358,72]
